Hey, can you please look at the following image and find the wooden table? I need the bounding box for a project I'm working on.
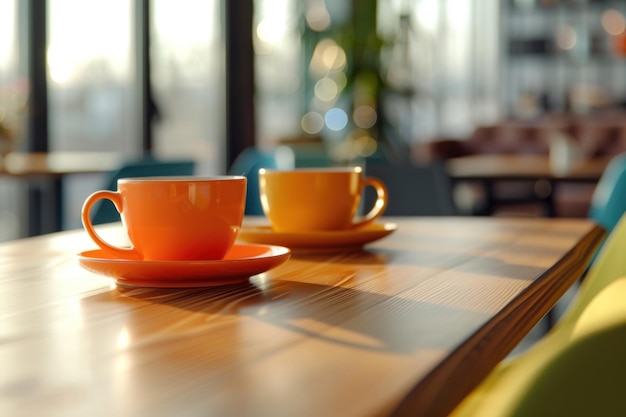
[0,152,120,177]
[0,217,604,417]
[445,154,611,217]
[0,152,121,235]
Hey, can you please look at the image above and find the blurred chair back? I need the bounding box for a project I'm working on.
[452,278,626,417]
[559,212,626,327]
[503,276,626,417]
[228,146,295,215]
[363,160,457,216]
[588,153,626,234]
[91,157,196,225]
[449,213,626,417]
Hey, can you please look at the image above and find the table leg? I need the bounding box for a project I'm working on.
[27,177,63,236]
[482,179,496,215]
[544,191,556,217]
[27,183,41,236]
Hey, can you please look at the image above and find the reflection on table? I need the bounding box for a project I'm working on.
[0,216,604,417]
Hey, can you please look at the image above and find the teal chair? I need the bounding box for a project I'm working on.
[577,152,626,268]
[91,157,196,225]
[227,146,294,215]
[541,153,626,331]
[449,213,626,417]
[588,153,626,234]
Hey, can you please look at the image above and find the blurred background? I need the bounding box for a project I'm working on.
[1,0,626,241]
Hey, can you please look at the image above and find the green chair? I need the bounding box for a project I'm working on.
[501,279,626,417]
[449,212,626,417]
[91,157,196,225]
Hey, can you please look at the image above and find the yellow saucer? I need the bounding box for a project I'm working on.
[237,223,398,253]
[77,244,291,288]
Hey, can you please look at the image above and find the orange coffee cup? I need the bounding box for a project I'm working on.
[81,176,247,261]
[258,167,387,232]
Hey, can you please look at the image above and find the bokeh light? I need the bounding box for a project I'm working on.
[324,108,348,131]
[306,2,331,32]
[353,134,377,157]
[322,44,347,70]
[301,111,324,134]
[314,77,338,101]
[309,38,346,77]
[602,9,626,36]
[555,24,577,51]
[353,105,377,129]
[331,71,347,91]
[256,18,281,43]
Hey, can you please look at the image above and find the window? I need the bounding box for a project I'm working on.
[0,0,26,241]
[48,0,137,153]
[152,0,224,173]
[50,0,225,229]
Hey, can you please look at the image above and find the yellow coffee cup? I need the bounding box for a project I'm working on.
[259,167,387,232]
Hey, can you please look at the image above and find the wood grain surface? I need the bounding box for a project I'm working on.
[0,217,604,417]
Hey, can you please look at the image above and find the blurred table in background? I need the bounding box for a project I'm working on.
[0,152,120,235]
[446,154,611,217]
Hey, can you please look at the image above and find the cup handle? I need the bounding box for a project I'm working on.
[81,190,140,259]
[352,177,388,229]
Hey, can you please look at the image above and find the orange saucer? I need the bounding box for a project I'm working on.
[237,222,398,253]
[77,244,291,288]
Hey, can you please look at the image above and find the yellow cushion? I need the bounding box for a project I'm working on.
[450,213,626,417]
[450,278,626,417]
